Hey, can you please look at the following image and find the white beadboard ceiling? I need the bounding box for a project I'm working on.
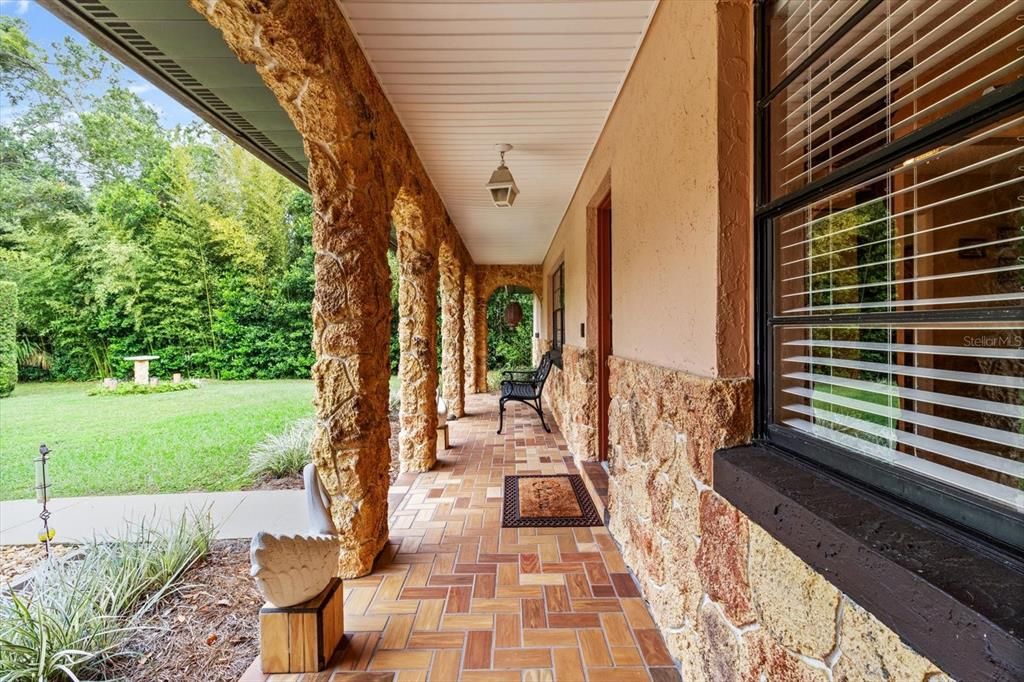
[338,1,658,264]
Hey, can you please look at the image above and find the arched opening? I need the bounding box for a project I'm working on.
[485,285,537,390]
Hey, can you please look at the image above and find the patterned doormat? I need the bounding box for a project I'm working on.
[502,474,603,527]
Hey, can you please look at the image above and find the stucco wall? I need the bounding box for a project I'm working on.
[541,0,751,379]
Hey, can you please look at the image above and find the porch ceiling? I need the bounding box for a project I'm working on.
[338,0,658,264]
[42,0,657,265]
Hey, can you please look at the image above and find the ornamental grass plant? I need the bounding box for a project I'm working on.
[0,512,213,681]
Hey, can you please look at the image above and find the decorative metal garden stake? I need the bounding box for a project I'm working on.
[35,444,55,557]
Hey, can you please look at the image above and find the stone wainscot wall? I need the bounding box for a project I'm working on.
[602,356,952,682]
[543,344,598,461]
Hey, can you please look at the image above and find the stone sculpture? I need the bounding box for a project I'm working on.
[304,462,337,535]
[250,532,340,608]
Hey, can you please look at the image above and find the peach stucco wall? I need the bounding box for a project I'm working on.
[541,0,752,379]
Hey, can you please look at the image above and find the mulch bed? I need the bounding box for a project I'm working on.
[0,544,73,585]
[113,539,261,682]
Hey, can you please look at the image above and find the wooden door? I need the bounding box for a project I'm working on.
[597,193,612,462]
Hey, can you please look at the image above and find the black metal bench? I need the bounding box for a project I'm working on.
[497,352,553,434]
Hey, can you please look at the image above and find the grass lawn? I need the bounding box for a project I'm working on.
[0,380,315,500]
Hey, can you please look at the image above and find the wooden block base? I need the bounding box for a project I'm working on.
[259,578,344,673]
[437,423,451,450]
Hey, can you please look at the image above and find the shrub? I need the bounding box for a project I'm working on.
[247,417,314,479]
[0,512,213,681]
[0,282,17,398]
[87,381,198,397]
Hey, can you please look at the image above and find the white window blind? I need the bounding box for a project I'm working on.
[766,1,1024,515]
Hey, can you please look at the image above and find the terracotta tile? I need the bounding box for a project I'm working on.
[584,561,611,585]
[428,650,460,682]
[541,562,584,574]
[620,599,657,630]
[412,599,444,632]
[519,574,564,586]
[463,630,493,669]
[471,598,521,613]
[473,573,496,599]
[546,613,600,629]
[611,573,641,598]
[454,563,497,574]
[445,585,472,614]
[367,650,432,671]
[346,615,390,632]
[544,584,571,613]
[494,613,521,648]
[428,574,474,586]
[407,632,465,649]
[399,587,448,600]
[559,552,603,563]
[519,553,541,574]
[566,573,591,599]
[579,629,613,667]
[600,613,635,648]
[497,562,519,586]
[586,668,650,681]
[571,599,622,612]
[552,647,586,682]
[591,584,617,598]
[635,629,673,666]
[396,671,426,682]
[335,632,380,671]
[440,614,494,630]
[380,614,414,649]
[493,648,552,669]
[649,668,683,682]
[521,598,547,629]
[495,584,543,599]
[478,553,520,563]
[612,646,644,666]
[522,669,554,682]
[330,674,394,682]
[461,673,519,682]
[523,629,579,647]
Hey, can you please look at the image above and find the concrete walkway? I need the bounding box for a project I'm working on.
[0,489,306,545]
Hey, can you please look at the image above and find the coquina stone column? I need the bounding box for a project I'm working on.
[462,270,478,396]
[439,250,465,417]
[191,0,392,578]
[474,297,489,393]
[394,194,438,471]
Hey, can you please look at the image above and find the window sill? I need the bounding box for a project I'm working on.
[714,445,1024,682]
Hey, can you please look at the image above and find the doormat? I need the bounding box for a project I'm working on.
[502,474,603,527]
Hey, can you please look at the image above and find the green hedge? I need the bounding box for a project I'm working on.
[0,281,17,397]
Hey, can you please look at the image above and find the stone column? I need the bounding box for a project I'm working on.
[474,297,489,393]
[309,152,392,578]
[439,252,465,417]
[191,0,393,579]
[462,270,477,396]
[394,195,438,471]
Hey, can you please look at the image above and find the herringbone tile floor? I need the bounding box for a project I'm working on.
[242,393,678,682]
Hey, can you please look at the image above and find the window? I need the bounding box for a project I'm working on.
[755,0,1023,550]
[552,263,565,352]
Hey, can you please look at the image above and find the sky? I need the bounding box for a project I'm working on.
[1,0,200,129]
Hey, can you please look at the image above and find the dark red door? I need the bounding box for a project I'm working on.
[597,193,612,462]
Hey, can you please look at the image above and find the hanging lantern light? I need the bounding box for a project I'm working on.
[486,143,519,207]
[504,295,523,328]
[501,284,524,327]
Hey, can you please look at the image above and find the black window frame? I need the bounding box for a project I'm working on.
[753,0,1024,553]
[551,262,565,353]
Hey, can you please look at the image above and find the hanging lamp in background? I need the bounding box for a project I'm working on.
[486,143,519,207]
[503,285,523,328]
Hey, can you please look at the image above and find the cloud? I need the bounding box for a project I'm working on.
[128,82,154,95]
[0,0,31,16]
